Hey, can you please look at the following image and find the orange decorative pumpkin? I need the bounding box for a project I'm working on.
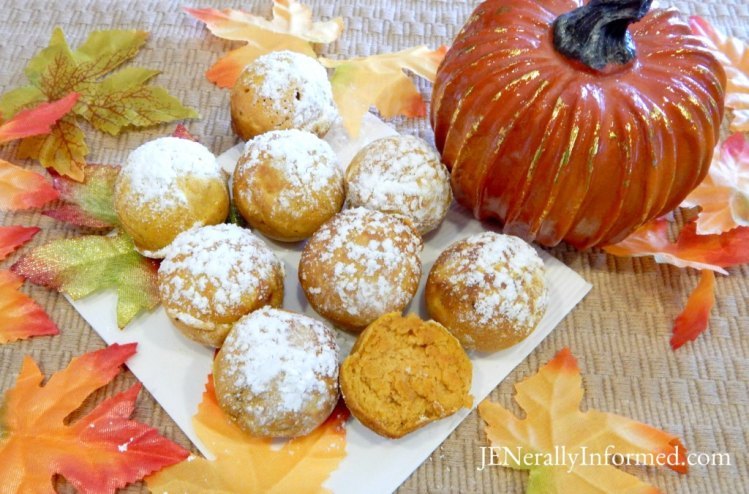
[431,0,726,248]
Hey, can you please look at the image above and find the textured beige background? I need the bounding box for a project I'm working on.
[1,0,747,492]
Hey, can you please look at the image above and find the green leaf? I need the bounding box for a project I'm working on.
[12,232,159,328]
[17,114,88,181]
[44,163,120,229]
[0,86,46,121]
[0,27,197,180]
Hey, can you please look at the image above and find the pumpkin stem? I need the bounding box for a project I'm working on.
[552,0,653,70]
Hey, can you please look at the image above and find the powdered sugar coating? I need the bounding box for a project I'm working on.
[299,208,423,331]
[158,224,284,331]
[345,135,452,234]
[116,137,224,211]
[232,50,336,137]
[426,232,547,351]
[215,307,339,437]
[234,130,343,237]
[446,232,544,326]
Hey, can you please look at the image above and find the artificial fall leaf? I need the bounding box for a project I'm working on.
[690,16,749,132]
[0,28,198,180]
[12,232,160,328]
[681,133,749,235]
[603,219,749,274]
[320,46,447,137]
[0,225,39,261]
[478,348,686,494]
[43,163,120,229]
[671,270,716,350]
[146,377,348,494]
[185,0,343,88]
[0,92,78,144]
[0,269,58,344]
[172,123,198,141]
[0,343,189,492]
[0,158,59,211]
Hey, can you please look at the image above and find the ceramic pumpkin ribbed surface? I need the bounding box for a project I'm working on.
[431,0,726,248]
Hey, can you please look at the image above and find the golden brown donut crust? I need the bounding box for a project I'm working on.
[298,208,422,332]
[230,51,335,140]
[158,224,285,348]
[233,130,344,242]
[213,307,339,438]
[115,176,229,255]
[339,312,473,438]
[425,232,547,352]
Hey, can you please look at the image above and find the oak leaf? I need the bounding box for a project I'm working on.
[0,28,198,180]
[185,0,343,88]
[603,219,749,275]
[690,16,749,132]
[671,270,716,350]
[0,93,78,144]
[478,348,686,494]
[320,46,447,137]
[12,232,160,328]
[0,343,189,492]
[44,163,120,229]
[0,225,39,261]
[146,377,349,494]
[681,133,749,235]
[0,159,59,211]
[0,269,58,344]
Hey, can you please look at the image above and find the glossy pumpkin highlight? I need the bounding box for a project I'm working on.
[432,0,726,248]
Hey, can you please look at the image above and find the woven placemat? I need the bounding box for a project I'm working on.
[1,0,747,492]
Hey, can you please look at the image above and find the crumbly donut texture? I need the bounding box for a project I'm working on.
[114,136,229,257]
[214,307,339,438]
[158,224,285,347]
[345,135,452,234]
[230,50,337,140]
[233,129,344,241]
[340,312,473,438]
[299,208,422,332]
[426,232,547,352]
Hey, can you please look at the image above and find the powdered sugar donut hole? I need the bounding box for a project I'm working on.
[425,232,547,352]
[298,208,423,332]
[230,50,337,140]
[158,224,285,347]
[114,136,229,258]
[233,129,344,242]
[214,307,339,438]
[345,135,452,235]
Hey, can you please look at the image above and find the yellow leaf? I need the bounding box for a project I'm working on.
[320,46,446,137]
[78,67,199,135]
[146,377,348,494]
[18,114,87,182]
[690,16,749,132]
[681,133,749,234]
[478,348,686,494]
[185,0,343,88]
[0,27,197,180]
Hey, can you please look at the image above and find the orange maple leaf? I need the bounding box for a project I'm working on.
[690,16,749,132]
[185,0,343,88]
[0,343,189,492]
[0,93,78,144]
[0,269,58,344]
[603,219,749,274]
[0,159,59,211]
[320,46,447,136]
[479,348,686,493]
[681,133,749,235]
[671,270,716,350]
[0,225,39,261]
[146,376,349,494]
